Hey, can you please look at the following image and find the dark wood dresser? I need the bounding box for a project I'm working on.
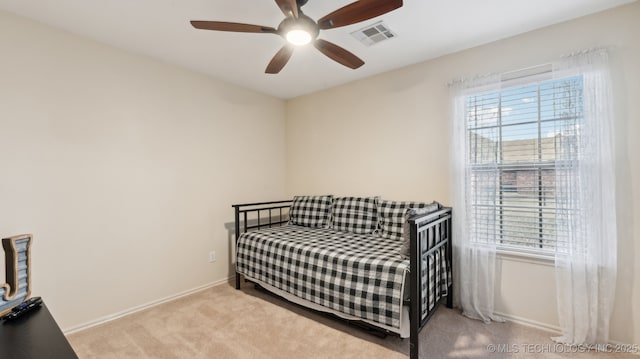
[0,301,78,358]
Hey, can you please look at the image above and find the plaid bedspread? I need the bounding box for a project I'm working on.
[419,224,452,320]
[237,225,450,330]
[236,225,450,334]
[237,225,407,328]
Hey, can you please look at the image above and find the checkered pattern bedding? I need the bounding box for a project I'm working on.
[236,225,450,330]
[378,200,440,240]
[421,245,450,320]
[289,195,333,228]
[331,197,379,234]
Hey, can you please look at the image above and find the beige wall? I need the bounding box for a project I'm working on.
[286,2,640,345]
[0,10,286,329]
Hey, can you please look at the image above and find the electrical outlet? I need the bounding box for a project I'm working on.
[208,251,216,263]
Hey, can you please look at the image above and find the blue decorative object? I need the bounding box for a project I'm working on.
[0,234,32,317]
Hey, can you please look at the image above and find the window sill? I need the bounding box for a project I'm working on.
[496,248,555,267]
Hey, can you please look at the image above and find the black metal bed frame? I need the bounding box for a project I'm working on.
[408,207,454,358]
[233,200,293,289]
[232,200,453,359]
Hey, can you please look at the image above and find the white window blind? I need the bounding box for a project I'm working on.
[466,75,583,253]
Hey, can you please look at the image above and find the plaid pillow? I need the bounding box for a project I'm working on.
[331,197,379,234]
[377,200,439,241]
[400,203,441,257]
[289,195,333,228]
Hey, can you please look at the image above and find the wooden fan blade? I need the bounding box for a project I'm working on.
[274,0,299,18]
[317,0,403,30]
[265,45,295,74]
[314,39,364,69]
[190,21,277,33]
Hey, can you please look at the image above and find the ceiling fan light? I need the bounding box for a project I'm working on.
[286,29,312,46]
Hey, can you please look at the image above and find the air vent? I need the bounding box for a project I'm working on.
[351,21,396,47]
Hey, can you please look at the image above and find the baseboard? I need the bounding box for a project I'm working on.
[497,312,640,354]
[495,311,562,335]
[63,276,234,335]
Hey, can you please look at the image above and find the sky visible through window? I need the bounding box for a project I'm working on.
[503,77,583,141]
[468,76,584,143]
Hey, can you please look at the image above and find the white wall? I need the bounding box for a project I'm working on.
[0,10,286,329]
[286,2,640,345]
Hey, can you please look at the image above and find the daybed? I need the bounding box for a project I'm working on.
[233,196,452,359]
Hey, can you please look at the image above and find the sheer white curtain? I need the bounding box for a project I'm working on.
[450,74,504,323]
[552,49,617,345]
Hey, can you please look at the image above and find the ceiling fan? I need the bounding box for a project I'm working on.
[190,0,403,74]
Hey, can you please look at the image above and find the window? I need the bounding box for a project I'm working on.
[465,75,583,253]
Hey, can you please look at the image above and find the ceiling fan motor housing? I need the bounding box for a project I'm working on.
[278,14,319,41]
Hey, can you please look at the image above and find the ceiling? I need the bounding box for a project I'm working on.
[0,0,635,99]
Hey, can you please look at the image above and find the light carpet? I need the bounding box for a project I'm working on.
[67,281,636,358]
